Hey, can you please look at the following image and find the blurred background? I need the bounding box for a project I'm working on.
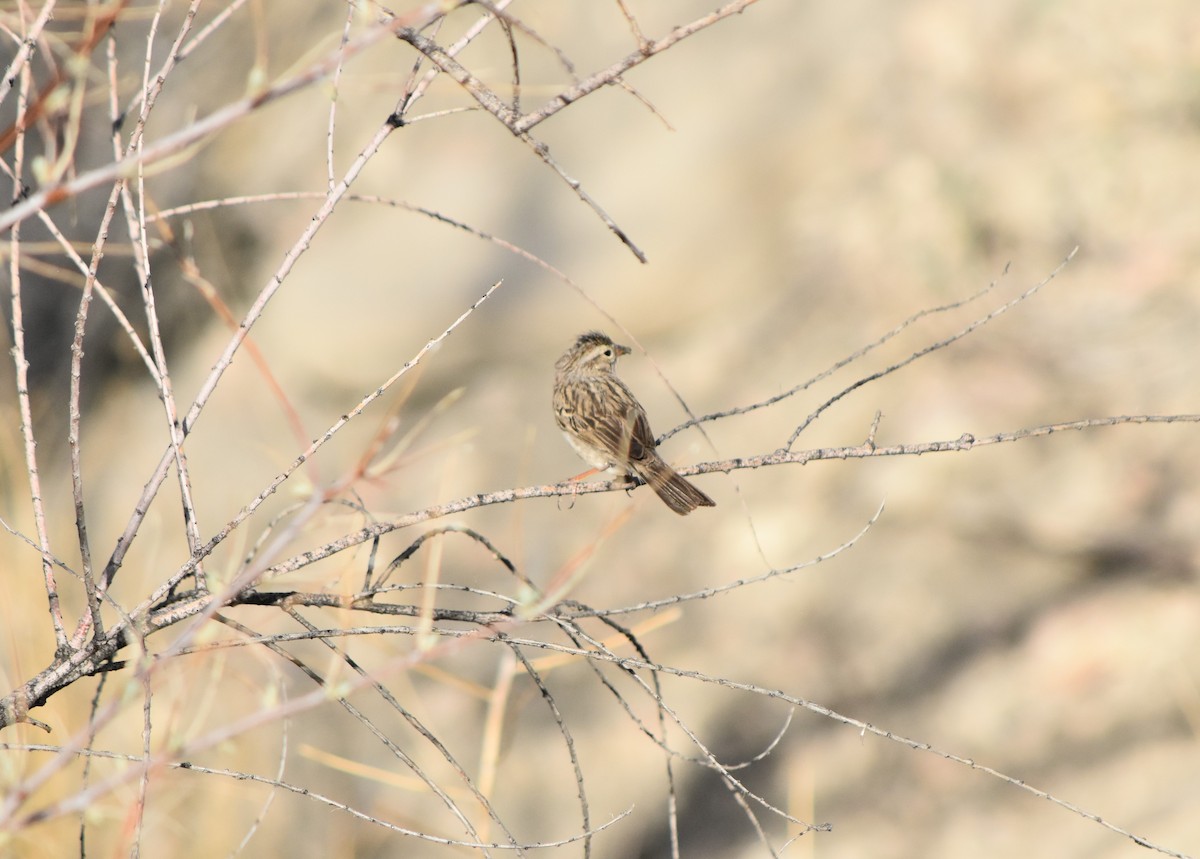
[1,1,1198,857]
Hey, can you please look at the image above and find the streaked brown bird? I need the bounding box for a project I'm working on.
[553,331,715,515]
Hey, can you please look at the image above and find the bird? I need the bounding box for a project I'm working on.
[553,331,715,515]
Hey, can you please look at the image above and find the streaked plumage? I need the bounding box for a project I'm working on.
[553,331,715,515]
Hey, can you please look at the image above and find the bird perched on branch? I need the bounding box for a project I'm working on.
[553,331,715,515]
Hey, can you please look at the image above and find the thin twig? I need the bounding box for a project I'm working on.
[657,263,1011,444]
[120,0,209,590]
[0,0,59,110]
[785,249,1077,450]
[7,53,69,657]
[540,649,1194,859]
[3,745,631,848]
[251,611,513,853]
[169,412,1195,584]
[325,3,355,191]
[0,4,449,234]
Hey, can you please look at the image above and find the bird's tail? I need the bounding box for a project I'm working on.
[637,456,715,515]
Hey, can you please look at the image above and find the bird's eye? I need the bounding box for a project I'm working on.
[603,348,612,357]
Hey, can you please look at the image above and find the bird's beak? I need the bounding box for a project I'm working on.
[614,343,631,356]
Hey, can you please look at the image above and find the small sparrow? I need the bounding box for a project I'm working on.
[553,331,715,515]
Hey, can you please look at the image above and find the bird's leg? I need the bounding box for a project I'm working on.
[568,467,637,489]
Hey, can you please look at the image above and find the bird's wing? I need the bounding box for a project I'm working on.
[557,377,654,462]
